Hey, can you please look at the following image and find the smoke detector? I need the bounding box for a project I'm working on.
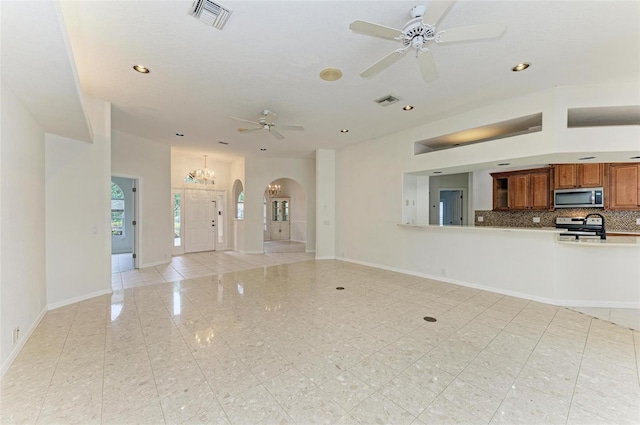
[189,0,232,30]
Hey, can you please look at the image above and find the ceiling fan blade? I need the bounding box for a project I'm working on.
[269,128,285,140]
[237,127,261,133]
[422,0,455,26]
[436,22,507,43]
[360,49,406,79]
[349,20,403,40]
[417,49,439,81]
[279,125,304,131]
[231,116,261,125]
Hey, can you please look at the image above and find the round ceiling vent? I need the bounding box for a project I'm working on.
[320,68,343,81]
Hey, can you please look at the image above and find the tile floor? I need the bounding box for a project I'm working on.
[111,250,314,290]
[2,257,640,424]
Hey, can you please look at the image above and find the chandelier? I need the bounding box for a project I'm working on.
[185,155,215,185]
[267,184,281,197]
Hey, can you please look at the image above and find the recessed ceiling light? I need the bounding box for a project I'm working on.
[218,141,229,145]
[403,105,414,111]
[133,65,150,74]
[260,148,267,151]
[433,171,442,174]
[578,156,596,160]
[319,68,343,81]
[175,133,184,137]
[511,63,530,72]
[497,162,511,166]
[630,156,640,159]
[340,129,349,133]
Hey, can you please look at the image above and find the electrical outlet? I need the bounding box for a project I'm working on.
[636,218,640,225]
[533,217,541,223]
[477,216,484,222]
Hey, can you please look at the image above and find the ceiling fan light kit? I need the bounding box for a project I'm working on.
[350,0,507,81]
[231,110,304,140]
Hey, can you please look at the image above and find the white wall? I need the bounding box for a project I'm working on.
[45,97,112,309]
[243,157,315,253]
[112,130,172,267]
[316,149,335,258]
[472,170,494,211]
[0,83,47,373]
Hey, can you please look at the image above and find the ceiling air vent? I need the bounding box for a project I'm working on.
[374,94,401,106]
[189,0,232,30]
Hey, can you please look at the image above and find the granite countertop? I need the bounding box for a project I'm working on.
[398,224,640,243]
[556,235,640,247]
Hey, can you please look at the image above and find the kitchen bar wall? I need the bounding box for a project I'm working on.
[474,209,640,232]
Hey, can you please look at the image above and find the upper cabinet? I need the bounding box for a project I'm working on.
[607,163,640,210]
[553,163,604,189]
[491,167,551,211]
[271,198,290,222]
[492,162,640,211]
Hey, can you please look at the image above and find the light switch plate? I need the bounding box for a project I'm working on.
[477,216,484,222]
[636,218,640,225]
[533,217,541,223]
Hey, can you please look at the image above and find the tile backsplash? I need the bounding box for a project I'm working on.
[474,209,640,233]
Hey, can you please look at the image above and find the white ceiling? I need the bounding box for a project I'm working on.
[3,1,640,162]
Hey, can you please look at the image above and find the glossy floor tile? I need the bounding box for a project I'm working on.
[2,257,640,425]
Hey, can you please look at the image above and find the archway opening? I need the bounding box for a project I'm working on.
[263,178,306,253]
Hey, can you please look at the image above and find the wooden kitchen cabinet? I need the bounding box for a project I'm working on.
[607,163,640,210]
[553,163,604,189]
[492,167,551,211]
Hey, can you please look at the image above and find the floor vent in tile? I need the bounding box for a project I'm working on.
[336,287,345,290]
[423,316,437,322]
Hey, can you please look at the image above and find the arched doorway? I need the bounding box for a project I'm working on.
[263,178,306,253]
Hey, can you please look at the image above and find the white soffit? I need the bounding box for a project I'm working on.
[0,1,92,142]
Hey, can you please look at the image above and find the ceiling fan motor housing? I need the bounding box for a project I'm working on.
[401,18,436,48]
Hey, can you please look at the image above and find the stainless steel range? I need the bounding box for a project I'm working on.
[556,214,606,240]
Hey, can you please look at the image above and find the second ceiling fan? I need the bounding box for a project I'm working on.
[350,0,507,81]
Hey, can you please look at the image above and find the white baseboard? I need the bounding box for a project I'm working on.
[335,256,636,309]
[315,255,334,260]
[239,250,264,254]
[47,288,113,311]
[555,299,640,309]
[0,307,47,379]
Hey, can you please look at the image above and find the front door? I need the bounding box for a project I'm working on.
[185,189,216,253]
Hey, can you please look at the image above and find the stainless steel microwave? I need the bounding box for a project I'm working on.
[554,187,604,208]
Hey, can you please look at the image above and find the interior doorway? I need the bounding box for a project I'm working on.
[263,178,306,253]
[111,176,139,270]
[439,189,464,226]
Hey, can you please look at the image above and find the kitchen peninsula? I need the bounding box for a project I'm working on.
[397,223,639,309]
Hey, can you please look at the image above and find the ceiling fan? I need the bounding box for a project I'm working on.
[230,110,304,140]
[349,0,506,81]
